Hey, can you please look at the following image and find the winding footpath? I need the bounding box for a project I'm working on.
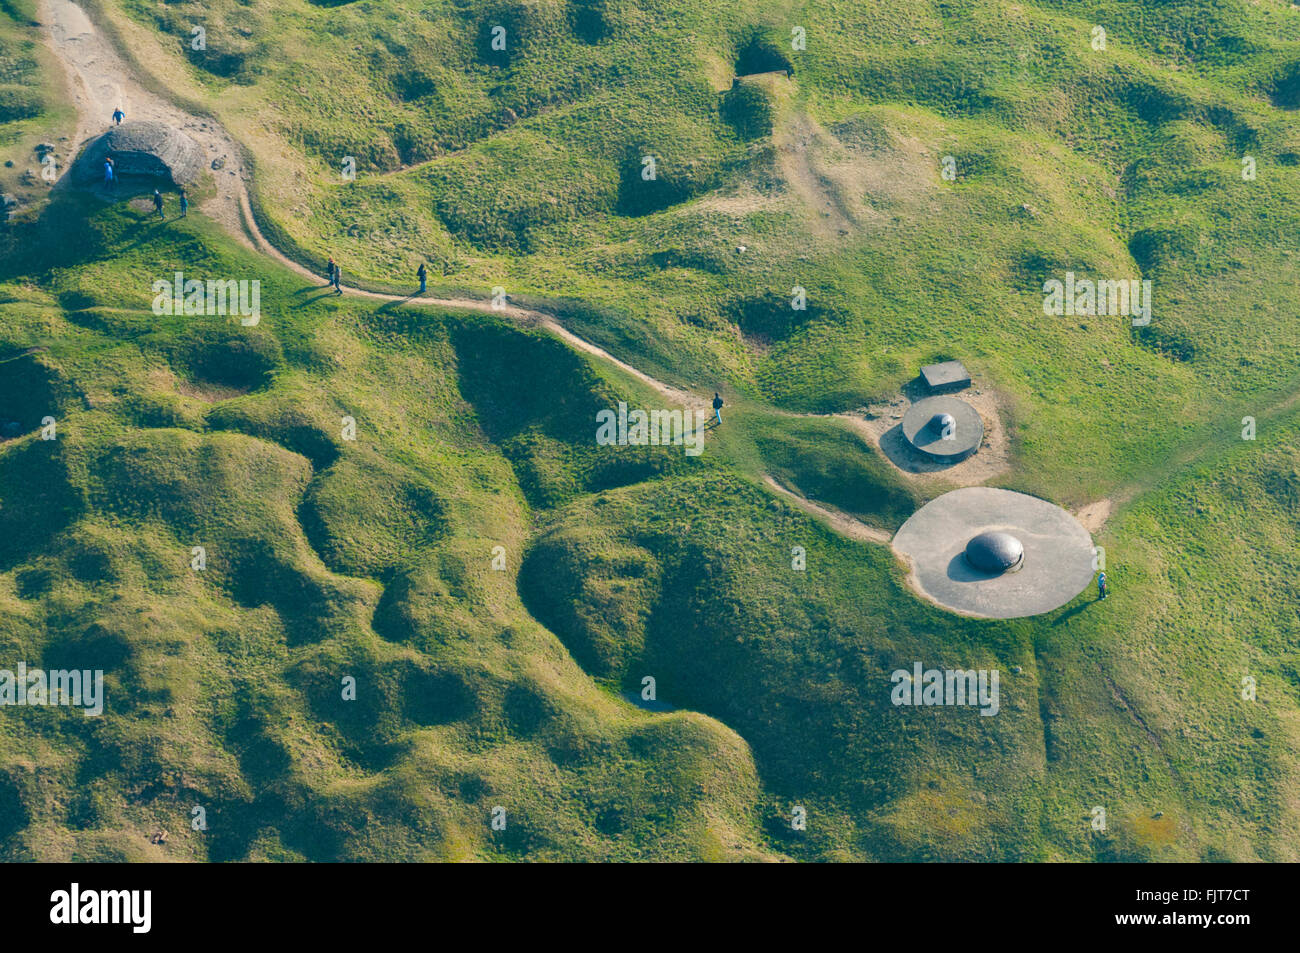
[36,0,1048,549]
[41,0,705,409]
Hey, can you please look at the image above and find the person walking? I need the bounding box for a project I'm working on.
[711,392,724,427]
[103,156,115,189]
[152,188,164,219]
[178,187,188,217]
[325,256,337,287]
[417,262,427,294]
[332,260,342,295]
[1097,571,1108,600]
[111,107,125,125]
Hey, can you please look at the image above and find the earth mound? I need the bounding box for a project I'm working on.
[74,120,205,186]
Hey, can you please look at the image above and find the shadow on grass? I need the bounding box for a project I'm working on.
[373,291,424,314]
[1051,597,1096,627]
[293,289,340,307]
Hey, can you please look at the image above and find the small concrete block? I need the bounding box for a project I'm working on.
[920,360,972,393]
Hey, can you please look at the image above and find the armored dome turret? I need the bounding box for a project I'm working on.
[965,530,1025,574]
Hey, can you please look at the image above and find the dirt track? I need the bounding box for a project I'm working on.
[36,0,1003,546]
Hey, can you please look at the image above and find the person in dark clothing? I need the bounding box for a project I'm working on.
[332,261,342,295]
[152,189,164,218]
[712,392,724,426]
[178,188,188,217]
[1097,571,1108,600]
[417,262,427,294]
[112,107,125,125]
[325,257,337,287]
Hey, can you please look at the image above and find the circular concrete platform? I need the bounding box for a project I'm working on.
[902,395,983,461]
[892,487,1094,619]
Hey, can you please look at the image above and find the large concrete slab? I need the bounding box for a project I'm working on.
[892,487,1094,619]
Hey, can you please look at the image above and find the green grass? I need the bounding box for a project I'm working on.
[0,1,75,215]
[0,0,1298,861]
[86,0,1300,505]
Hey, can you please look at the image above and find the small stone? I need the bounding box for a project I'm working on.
[211,155,226,170]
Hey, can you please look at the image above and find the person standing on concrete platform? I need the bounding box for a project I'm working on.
[417,262,427,294]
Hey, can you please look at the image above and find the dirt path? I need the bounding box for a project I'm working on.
[1074,382,1300,534]
[42,0,248,235]
[762,476,891,544]
[39,0,705,410]
[36,0,903,545]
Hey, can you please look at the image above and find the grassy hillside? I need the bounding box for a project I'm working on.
[0,0,75,216]
[0,195,787,860]
[0,0,1297,861]
[82,0,1300,505]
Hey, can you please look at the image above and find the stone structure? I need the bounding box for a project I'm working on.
[919,359,972,394]
[75,120,205,186]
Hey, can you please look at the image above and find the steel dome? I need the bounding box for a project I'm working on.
[964,530,1025,574]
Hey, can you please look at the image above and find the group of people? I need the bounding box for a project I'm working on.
[150,187,187,218]
[320,260,431,297]
[100,119,742,442]
[102,156,187,217]
[103,109,187,217]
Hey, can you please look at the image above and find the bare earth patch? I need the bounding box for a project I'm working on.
[774,111,937,240]
[1075,498,1115,533]
[148,366,248,404]
[828,382,1013,488]
[42,0,249,235]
